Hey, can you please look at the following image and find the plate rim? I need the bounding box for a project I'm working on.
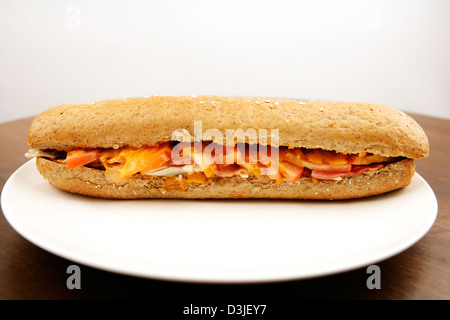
[1,159,439,284]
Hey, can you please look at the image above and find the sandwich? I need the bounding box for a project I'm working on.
[26,96,429,200]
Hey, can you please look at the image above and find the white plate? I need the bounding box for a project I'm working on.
[1,159,438,283]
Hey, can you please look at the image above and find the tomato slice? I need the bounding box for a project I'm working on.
[279,161,304,183]
[140,150,172,174]
[67,150,100,170]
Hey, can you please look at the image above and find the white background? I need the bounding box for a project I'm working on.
[1,0,449,123]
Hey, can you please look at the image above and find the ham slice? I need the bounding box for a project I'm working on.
[214,164,249,177]
[311,164,384,180]
[349,164,384,176]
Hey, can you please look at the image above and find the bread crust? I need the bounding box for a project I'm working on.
[36,157,415,200]
[28,96,429,159]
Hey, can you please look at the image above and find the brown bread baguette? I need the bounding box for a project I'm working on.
[27,96,429,200]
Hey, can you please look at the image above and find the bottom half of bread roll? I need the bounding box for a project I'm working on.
[36,157,415,200]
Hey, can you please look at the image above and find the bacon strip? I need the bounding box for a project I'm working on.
[214,164,248,177]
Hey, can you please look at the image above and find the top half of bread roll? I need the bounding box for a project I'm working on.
[28,96,429,159]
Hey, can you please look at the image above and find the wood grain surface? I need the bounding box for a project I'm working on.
[0,113,448,300]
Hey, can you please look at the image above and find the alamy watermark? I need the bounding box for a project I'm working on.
[66,4,81,30]
[66,264,81,289]
[170,121,280,175]
[366,264,381,289]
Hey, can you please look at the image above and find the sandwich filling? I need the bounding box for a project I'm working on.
[27,141,402,185]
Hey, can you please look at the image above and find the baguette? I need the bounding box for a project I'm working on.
[27,96,429,200]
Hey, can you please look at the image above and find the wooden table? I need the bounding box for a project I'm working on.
[0,113,449,301]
